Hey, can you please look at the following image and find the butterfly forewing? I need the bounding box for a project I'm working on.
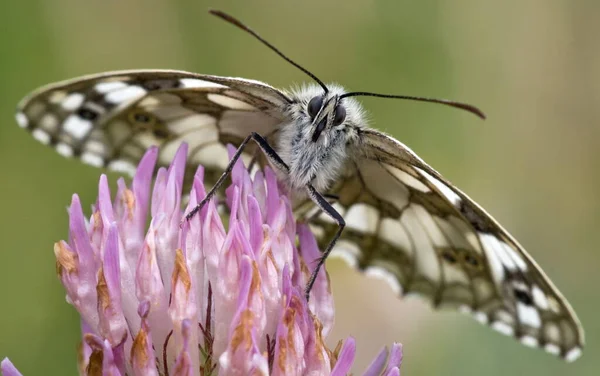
[307,129,583,361]
[16,70,289,188]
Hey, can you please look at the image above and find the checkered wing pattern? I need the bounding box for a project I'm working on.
[305,129,584,361]
[16,69,290,186]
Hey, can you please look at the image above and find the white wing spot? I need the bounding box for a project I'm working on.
[167,114,215,134]
[32,129,51,145]
[364,266,402,295]
[95,81,128,94]
[305,204,322,220]
[416,168,461,206]
[108,160,137,176]
[48,90,67,104]
[140,92,183,108]
[61,92,85,111]
[330,240,361,268]
[473,311,488,324]
[464,232,482,253]
[434,216,473,250]
[191,143,229,169]
[401,205,440,283]
[385,165,430,192]
[207,93,256,110]
[501,241,528,271]
[16,113,28,128]
[546,296,562,314]
[516,302,541,328]
[40,114,59,132]
[544,344,560,356]
[495,309,514,325]
[105,85,147,104]
[81,152,104,167]
[458,305,472,314]
[531,285,550,310]
[379,218,414,255]
[565,347,582,362]
[412,204,447,247]
[55,143,74,158]
[345,203,378,233]
[308,224,324,239]
[179,78,226,88]
[520,335,538,348]
[84,140,107,156]
[479,233,513,284]
[63,115,92,140]
[544,322,560,342]
[491,321,515,336]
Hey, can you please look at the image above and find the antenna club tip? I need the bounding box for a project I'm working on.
[208,9,235,23]
[473,109,487,120]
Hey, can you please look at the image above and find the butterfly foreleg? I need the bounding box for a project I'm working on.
[183,132,289,223]
[306,194,339,222]
[304,185,345,302]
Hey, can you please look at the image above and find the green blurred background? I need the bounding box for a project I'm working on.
[0,0,598,374]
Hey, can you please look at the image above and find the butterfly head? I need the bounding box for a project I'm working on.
[307,93,345,142]
[290,84,365,144]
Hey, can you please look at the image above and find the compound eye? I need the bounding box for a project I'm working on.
[307,96,323,119]
[333,105,346,126]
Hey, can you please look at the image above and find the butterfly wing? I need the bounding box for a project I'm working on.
[307,128,583,361]
[16,69,290,186]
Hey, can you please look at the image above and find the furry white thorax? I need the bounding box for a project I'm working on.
[277,83,366,192]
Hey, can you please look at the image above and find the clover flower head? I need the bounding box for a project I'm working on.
[2,143,402,376]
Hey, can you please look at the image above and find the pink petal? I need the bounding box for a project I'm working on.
[362,346,388,376]
[171,319,194,376]
[96,224,128,346]
[1,358,23,376]
[130,302,159,376]
[169,249,200,372]
[331,337,356,376]
[84,334,123,376]
[298,223,335,336]
[219,257,266,375]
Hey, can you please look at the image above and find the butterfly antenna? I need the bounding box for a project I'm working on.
[210,9,329,93]
[340,92,486,119]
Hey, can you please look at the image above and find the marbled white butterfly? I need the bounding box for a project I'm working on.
[15,9,583,362]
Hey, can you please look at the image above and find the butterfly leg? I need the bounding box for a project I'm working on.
[183,132,289,222]
[307,194,339,222]
[304,185,345,301]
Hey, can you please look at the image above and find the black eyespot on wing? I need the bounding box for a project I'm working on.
[464,253,479,267]
[441,249,458,263]
[514,288,534,305]
[333,105,346,126]
[133,113,152,123]
[128,111,156,127]
[76,108,99,121]
[307,96,323,119]
[460,250,485,273]
[141,79,181,91]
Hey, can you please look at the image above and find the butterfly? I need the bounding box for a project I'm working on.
[15,9,583,362]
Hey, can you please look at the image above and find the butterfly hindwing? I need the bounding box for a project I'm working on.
[16,69,290,187]
[307,129,583,361]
